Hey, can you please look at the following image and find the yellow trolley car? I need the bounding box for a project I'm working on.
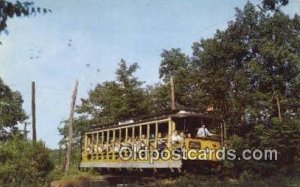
[80,110,223,171]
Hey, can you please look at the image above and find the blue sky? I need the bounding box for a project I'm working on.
[0,0,299,149]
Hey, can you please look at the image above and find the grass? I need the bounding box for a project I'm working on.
[167,174,300,187]
[47,165,300,187]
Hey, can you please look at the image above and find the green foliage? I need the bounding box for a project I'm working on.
[58,116,91,149]
[47,146,83,181]
[261,0,289,11]
[47,161,93,182]
[0,78,27,140]
[169,174,300,187]
[78,59,151,125]
[259,118,300,175]
[155,2,300,177]
[159,48,189,82]
[60,1,299,180]
[0,137,54,186]
[60,60,153,159]
[189,2,300,135]
[174,175,224,187]
[158,48,208,110]
[229,117,300,177]
[146,84,171,114]
[0,0,50,44]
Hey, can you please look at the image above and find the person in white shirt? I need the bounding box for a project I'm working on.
[157,133,167,151]
[196,125,214,138]
[171,130,179,144]
[179,132,185,142]
[171,130,185,144]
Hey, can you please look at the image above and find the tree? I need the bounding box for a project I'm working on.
[261,0,289,11]
[58,116,91,167]
[146,84,171,114]
[158,48,207,110]
[190,2,300,176]
[191,2,300,136]
[0,0,50,44]
[230,117,300,177]
[0,137,54,186]
[65,80,78,173]
[159,48,189,82]
[0,78,26,140]
[60,60,151,154]
[58,116,91,151]
[78,59,150,125]
[63,1,300,178]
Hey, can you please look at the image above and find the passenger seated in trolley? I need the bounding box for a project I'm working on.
[141,140,147,150]
[86,145,92,154]
[121,137,132,148]
[157,132,167,151]
[97,144,103,153]
[139,134,147,150]
[130,136,143,152]
[179,131,186,139]
[113,139,120,152]
[148,134,156,150]
[171,130,185,145]
[140,134,146,142]
[93,144,98,153]
[196,124,214,138]
[103,142,109,152]
[132,136,140,151]
[86,136,92,153]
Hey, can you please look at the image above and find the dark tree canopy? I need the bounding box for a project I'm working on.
[0,78,26,140]
[261,0,289,11]
[0,0,50,43]
[156,2,300,176]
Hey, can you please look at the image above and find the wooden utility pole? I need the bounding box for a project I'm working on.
[59,144,62,165]
[65,80,79,173]
[31,81,36,142]
[23,122,29,140]
[170,76,176,110]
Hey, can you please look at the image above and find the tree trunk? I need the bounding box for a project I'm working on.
[65,80,79,173]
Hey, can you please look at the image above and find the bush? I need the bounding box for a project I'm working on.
[229,118,300,177]
[0,137,54,186]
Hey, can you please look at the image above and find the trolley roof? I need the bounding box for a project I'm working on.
[88,109,219,132]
